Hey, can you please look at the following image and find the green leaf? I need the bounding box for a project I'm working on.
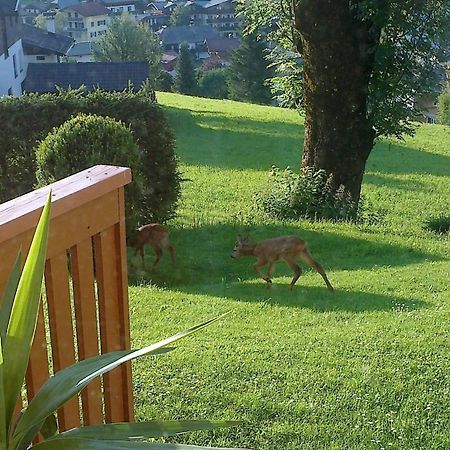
[32,438,247,449]
[13,312,228,450]
[49,420,241,441]
[0,252,21,342]
[11,349,172,450]
[3,193,51,433]
[0,335,6,450]
[40,414,57,439]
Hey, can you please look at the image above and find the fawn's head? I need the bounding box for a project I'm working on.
[230,235,251,259]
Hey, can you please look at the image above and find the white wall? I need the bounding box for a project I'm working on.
[0,39,27,96]
[24,53,59,64]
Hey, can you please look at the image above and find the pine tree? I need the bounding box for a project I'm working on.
[174,43,198,95]
[227,32,272,104]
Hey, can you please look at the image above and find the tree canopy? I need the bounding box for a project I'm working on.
[94,14,162,84]
[239,0,450,138]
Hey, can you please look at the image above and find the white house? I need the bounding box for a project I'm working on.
[0,0,26,96]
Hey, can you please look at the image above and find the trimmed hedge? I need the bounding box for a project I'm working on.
[0,87,180,227]
[36,113,146,235]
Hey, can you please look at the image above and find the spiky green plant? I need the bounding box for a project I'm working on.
[0,194,245,450]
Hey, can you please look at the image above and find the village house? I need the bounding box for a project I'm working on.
[62,2,109,42]
[0,0,26,96]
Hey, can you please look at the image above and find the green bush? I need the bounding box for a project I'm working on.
[198,69,229,99]
[36,113,145,234]
[0,87,180,227]
[255,166,361,222]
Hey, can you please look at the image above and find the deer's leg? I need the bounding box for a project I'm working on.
[267,261,276,283]
[150,245,163,271]
[138,247,147,270]
[253,258,271,285]
[299,250,334,292]
[166,244,176,268]
[284,258,302,291]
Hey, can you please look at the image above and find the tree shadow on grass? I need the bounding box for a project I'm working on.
[171,282,427,313]
[163,105,450,177]
[127,222,441,312]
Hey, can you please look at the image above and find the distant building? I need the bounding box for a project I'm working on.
[0,0,26,96]
[22,23,74,64]
[158,24,220,58]
[19,1,51,25]
[188,0,242,38]
[66,41,98,62]
[101,0,142,14]
[23,61,149,92]
[63,2,110,42]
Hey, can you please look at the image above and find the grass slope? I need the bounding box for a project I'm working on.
[128,93,450,450]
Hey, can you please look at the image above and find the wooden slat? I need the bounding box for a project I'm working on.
[94,226,129,423]
[116,187,134,421]
[45,253,80,431]
[0,165,132,243]
[70,239,103,425]
[25,302,50,400]
[0,191,119,295]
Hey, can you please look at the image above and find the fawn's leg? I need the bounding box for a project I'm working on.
[138,247,147,270]
[299,250,334,291]
[150,245,163,271]
[253,257,271,285]
[166,244,176,268]
[266,261,276,283]
[284,258,302,291]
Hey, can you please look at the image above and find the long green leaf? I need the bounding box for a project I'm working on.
[11,348,173,450]
[0,336,6,450]
[32,438,247,450]
[3,194,51,432]
[0,252,21,342]
[13,313,228,450]
[48,420,241,441]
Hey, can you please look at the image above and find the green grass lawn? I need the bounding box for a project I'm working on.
[128,93,450,450]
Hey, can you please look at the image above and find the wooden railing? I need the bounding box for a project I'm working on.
[0,165,134,431]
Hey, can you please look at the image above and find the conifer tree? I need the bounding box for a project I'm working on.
[227,32,272,104]
[174,43,198,95]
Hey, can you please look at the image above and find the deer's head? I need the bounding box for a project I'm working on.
[230,235,250,259]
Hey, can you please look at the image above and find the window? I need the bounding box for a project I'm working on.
[91,21,94,27]
[68,12,71,17]
[7,87,12,96]
[128,6,132,11]
[74,12,79,17]
[36,55,45,60]
[90,31,97,38]
[13,54,17,78]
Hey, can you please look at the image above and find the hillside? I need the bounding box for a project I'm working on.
[128,93,450,449]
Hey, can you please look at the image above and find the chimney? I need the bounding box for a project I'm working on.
[43,10,56,33]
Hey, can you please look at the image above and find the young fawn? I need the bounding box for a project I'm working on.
[231,235,334,291]
[132,224,176,271]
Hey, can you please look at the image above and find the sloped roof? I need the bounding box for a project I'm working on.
[0,0,19,15]
[22,24,74,55]
[203,0,231,7]
[23,61,149,92]
[159,25,220,45]
[66,40,98,56]
[205,37,238,53]
[64,2,109,16]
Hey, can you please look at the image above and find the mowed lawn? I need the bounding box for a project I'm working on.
[128,93,450,450]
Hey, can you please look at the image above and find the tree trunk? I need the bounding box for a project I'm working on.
[295,0,379,202]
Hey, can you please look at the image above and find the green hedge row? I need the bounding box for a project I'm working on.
[0,87,180,229]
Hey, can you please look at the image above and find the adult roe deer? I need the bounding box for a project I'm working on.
[231,235,334,291]
[132,224,176,271]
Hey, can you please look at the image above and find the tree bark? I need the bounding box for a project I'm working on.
[295,0,379,202]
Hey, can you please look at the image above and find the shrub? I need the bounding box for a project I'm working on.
[423,213,450,235]
[0,87,180,228]
[36,113,145,235]
[198,69,229,99]
[255,166,360,222]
